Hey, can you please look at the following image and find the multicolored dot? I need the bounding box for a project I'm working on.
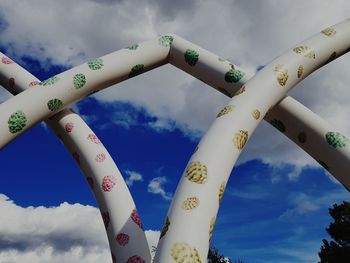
[40,76,59,86]
[87,58,104,70]
[184,49,199,66]
[73,73,86,89]
[101,176,117,192]
[233,130,249,150]
[127,44,139,50]
[101,211,110,229]
[116,233,130,246]
[326,132,349,148]
[8,110,27,134]
[298,132,307,143]
[158,35,174,47]
[160,216,170,239]
[129,64,144,78]
[270,119,286,133]
[225,69,244,83]
[130,209,144,230]
[47,98,63,111]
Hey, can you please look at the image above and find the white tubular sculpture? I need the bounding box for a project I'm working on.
[154,20,350,262]
[1,19,350,263]
[168,34,350,188]
[0,55,151,263]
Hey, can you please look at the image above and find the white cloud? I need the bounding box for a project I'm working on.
[125,170,144,186]
[0,194,159,263]
[0,0,349,169]
[279,190,349,221]
[147,176,172,200]
[0,194,110,263]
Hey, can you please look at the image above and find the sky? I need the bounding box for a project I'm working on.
[0,0,349,262]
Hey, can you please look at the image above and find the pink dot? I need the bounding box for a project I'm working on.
[101,176,117,192]
[101,211,110,229]
[127,255,146,263]
[95,153,106,162]
[1,56,13,64]
[116,233,130,246]
[87,134,101,144]
[130,209,144,230]
[29,80,40,87]
[65,122,74,133]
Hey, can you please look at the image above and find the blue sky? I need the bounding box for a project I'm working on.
[0,1,349,263]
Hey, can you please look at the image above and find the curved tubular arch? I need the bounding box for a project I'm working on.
[0,56,151,262]
[0,20,349,261]
[154,19,350,262]
[0,33,348,188]
[0,37,171,147]
[168,34,350,188]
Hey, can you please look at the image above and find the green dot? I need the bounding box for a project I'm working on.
[8,110,27,134]
[87,58,103,70]
[158,35,174,47]
[298,132,307,143]
[225,69,244,83]
[184,49,199,66]
[270,119,286,133]
[326,131,349,148]
[127,44,139,50]
[73,73,86,89]
[129,64,144,78]
[47,99,63,111]
[40,76,59,86]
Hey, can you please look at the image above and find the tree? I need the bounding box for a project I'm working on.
[208,246,232,263]
[319,201,350,262]
[207,246,246,263]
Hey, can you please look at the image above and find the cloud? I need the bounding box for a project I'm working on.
[147,176,172,200]
[279,190,349,221]
[0,194,160,263]
[125,170,144,186]
[280,199,320,220]
[0,0,349,169]
[0,194,110,263]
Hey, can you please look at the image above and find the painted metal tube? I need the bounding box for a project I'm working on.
[154,19,350,262]
[1,33,348,188]
[0,36,172,148]
[169,33,350,188]
[264,96,350,190]
[0,54,151,263]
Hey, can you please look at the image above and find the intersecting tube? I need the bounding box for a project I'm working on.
[0,54,151,262]
[0,36,172,148]
[154,19,350,262]
[1,33,349,187]
[168,33,350,189]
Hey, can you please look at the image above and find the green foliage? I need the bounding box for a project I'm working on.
[208,246,245,263]
[319,201,350,262]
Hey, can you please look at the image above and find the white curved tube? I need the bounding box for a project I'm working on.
[1,33,348,189]
[0,36,171,147]
[168,34,350,189]
[154,20,350,262]
[1,23,350,262]
[0,55,151,263]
